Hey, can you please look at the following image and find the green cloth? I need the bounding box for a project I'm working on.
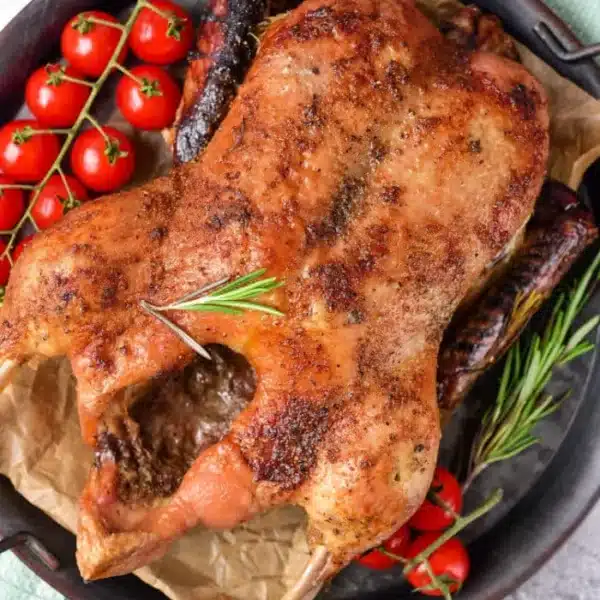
[1,1,599,599]
[0,552,64,600]
[545,0,600,45]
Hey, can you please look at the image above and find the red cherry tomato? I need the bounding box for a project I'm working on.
[384,524,411,557]
[130,0,193,65]
[31,175,89,230]
[61,11,127,78]
[12,234,35,263]
[0,120,60,183]
[356,525,411,570]
[116,65,181,130]
[0,240,11,285]
[409,467,463,531]
[25,64,91,128]
[406,533,470,597]
[356,548,397,570]
[0,177,25,230]
[70,127,135,193]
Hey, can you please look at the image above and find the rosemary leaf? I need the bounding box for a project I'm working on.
[140,269,285,356]
[175,277,230,304]
[184,304,245,315]
[139,300,212,360]
[185,300,284,316]
[513,338,522,381]
[564,316,600,353]
[559,342,595,364]
[487,438,538,464]
[159,269,284,315]
[212,268,267,295]
[464,248,600,492]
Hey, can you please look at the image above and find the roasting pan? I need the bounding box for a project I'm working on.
[1,0,600,599]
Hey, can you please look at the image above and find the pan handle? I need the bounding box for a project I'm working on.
[0,532,60,571]
[535,22,600,62]
[472,0,600,99]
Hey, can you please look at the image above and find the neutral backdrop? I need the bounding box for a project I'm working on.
[1,0,600,599]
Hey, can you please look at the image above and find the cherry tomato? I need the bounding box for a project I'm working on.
[405,533,470,597]
[130,0,194,65]
[25,64,91,128]
[384,524,412,557]
[0,177,25,230]
[31,175,89,230]
[12,234,35,263]
[61,11,128,78]
[356,548,397,570]
[70,127,135,192]
[116,65,181,130]
[0,240,11,285]
[356,525,410,570]
[0,120,60,183]
[409,467,463,531]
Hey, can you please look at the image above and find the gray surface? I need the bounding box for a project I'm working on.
[508,503,600,600]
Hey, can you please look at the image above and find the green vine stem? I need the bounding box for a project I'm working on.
[141,0,178,22]
[56,165,76,207]
[49,67,95,88]
[113,62,145,87]
[373,489,502,598]
[426,488,461,521]
[422,560,453,600]
[400,489,502,575]
[86,15,126,30]
[141,0,190,39]
[376,488,502,599]
[114,62,164,97]
[15,127,73,138]
[85,113,111,142]
[0,0,149,265]
[0,184,35,191]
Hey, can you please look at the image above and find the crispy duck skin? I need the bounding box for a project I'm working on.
[438,180,598,413]
[0,0,549,588]
[440,5,520,61]
[171,0,269,163]
[171,3,514,166]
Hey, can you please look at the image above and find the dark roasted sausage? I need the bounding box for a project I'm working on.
[437,180,598,413]
[173,0,270,164]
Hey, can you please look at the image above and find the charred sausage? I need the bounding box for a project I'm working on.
[438,180,598,413]
[172,0,270,164]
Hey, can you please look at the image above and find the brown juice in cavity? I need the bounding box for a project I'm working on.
[95,345,255,503]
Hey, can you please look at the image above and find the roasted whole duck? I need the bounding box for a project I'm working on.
[0,0,550,594]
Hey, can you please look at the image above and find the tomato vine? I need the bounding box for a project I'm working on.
[0,0,178,269]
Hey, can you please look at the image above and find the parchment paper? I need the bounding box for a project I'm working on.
[1,2,600,599]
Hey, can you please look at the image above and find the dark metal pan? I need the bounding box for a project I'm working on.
[1,1,600,599]
[473,0,600,98]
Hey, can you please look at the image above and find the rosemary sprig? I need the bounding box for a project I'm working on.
[140,269,285,358]
[463,249,600,492]
[151,269,284,316]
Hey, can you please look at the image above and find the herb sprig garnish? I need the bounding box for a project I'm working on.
[140,269,284,359]
[463,249,600,491]
[154,268,285,316]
